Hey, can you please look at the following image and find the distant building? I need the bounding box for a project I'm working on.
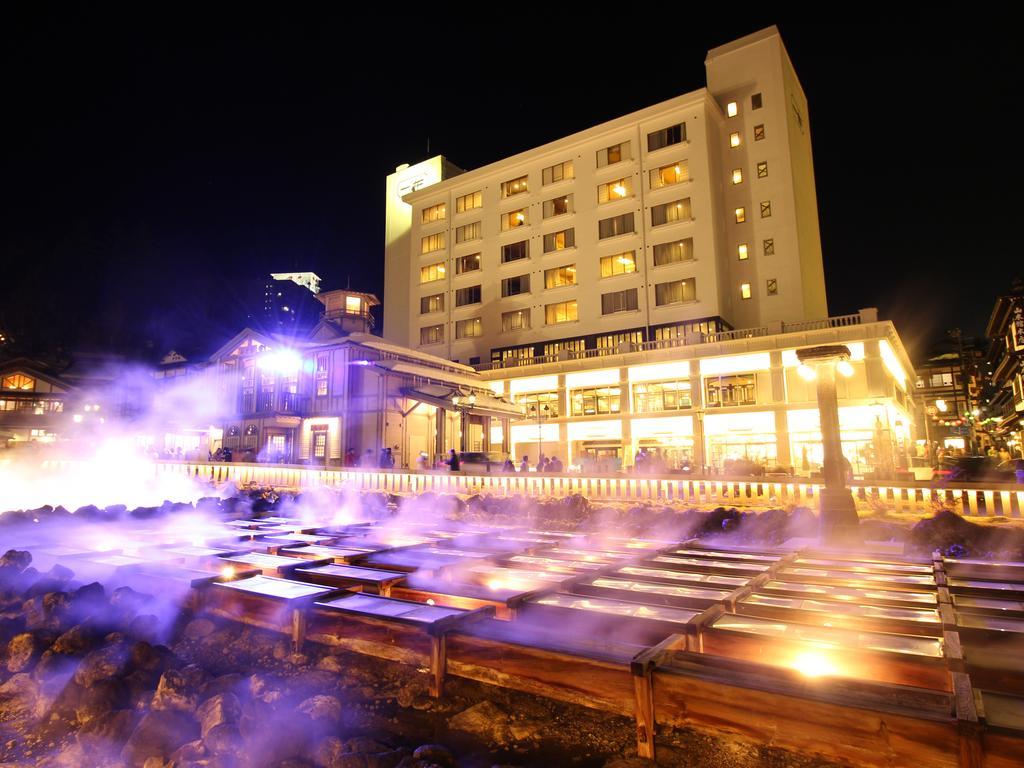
[248,271,324,335]
[913,343,983,456]
[982,284,1024,455]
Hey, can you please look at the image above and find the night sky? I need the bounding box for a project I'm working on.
[1,14,1017,364]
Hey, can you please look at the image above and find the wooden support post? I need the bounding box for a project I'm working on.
[633,669,656,760]
[291,608,306,652]
[429,634,446,698]
[951,671,983,768]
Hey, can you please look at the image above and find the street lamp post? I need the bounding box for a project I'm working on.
[528,402,549,468]
[797,345,861,546]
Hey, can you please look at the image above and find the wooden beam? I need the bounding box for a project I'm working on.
[430,634,446,698]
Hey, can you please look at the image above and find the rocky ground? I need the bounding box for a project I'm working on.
[1,545,843,768]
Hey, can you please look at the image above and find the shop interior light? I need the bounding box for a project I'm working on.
[935,399,948,412]
[836,360,855,378]
[797,364,817,381]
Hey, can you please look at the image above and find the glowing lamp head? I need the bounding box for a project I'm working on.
[836,360,855,378]
[258,349,302,374]
[612,184,627,197]
[221,565,236,579]
[935,399,948,413]
[797,364,817,382]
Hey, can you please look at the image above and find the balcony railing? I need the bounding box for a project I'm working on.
[240,392,308,416]
[475,311,870,371]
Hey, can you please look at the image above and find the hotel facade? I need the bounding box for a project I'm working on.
[373,26,918,478]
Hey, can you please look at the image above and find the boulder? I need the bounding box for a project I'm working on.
[297,694,343,724]
[121,709,199,767]
[448,700,511,745]
[51,623,102,656]
[24,591,70,631]
[6,632,42,673]
[197,693,241,740]
[183,618,216,640]
[0,673,39,719]
[199,673,245,704]
[77,708,138,756]
[0,549,32,572]
[74,643,130,688]
[203,722,243,755]
[411,744,456,767]
[76,677,129,723]
[152,665,207,713]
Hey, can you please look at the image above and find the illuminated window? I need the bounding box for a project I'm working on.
[706,374,756,407]
[751,93,763,110]
[732,168,743,185]
[545,300,578,324]
[757,161,768,178]
[650,161,689,189]
[571,385,621,416]
[597,141,631,167]
[655,278,696,306]
[421,203,446,223]
[651,198,691,226]
[544,264,577,289]
[543,228,575,252]
[501,240,529,263]
[760,201,772,218]
[543,194,573,218]
[501,208,528,230]
[1,374,34,391]
[740,283,752,299]
[345,296,361,313]
[734,207,746,223]
[420,232,445,254]
[737,244,748,260]
[501,309,530,332]
[420,262,446,283]
[520,391,559,417]
[766,278,778,296]
[653,238,693,266]
[597,331,643,354]
[633,380,692,413]
[315,355,329,397]
[455,221,481,243]
[545,339,585,356]
[729,132,741,148]
[420,293,444,314]
[598,177,632,204]
[501,274,530,297]
[648,123,686,152]
[455,285,481,306]
[600,251,637,277]
[727,101,738,117]
[542,160,574,185]
[598,212,635,239]
[498,346,535,363]
[455,318,482,339]
[456,190,483,212]
[456,253,481,274]
[754,124,765,141]
[501,175,529,198]
[763,238,775,255]
[420,325,444,345]
[601,288,638,315]
[312,427,328,458]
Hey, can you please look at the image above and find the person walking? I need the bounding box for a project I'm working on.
[447,449,460,472]
[519,456,530,473]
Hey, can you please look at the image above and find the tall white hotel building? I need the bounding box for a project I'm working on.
[382,26,917,475]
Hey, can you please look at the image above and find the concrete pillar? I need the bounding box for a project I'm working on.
[813,360,860,544]
[690,370,706,471]
[774,409,791,469]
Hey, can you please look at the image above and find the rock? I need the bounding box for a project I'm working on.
[75,677,129,724]
[183,618,216,640]
[152,665,206,713]
[0,673,39,719]
[0,549,32,572]
[143,757,166,768]
[199,673,245,704]
[24,592,70,631]
[32,650,80,686]
[69,582,107,619]
[344,737,389,754]
[298,694,343,724]
[395,680,426,708]
[51,623,101,656]
[77,709,138,755]
[6,632,42,672]
[316,655,345,674]
[365,750,406,768]
[411,744,456,767]
[74,643,129,688]
[168,739,206,764]
[448,700,511,744]
[46,564,75,583]
[309,736,346,768]
[204,722,243,755]
[111,585,152,613]
[197,693,241,740]
[128,614,161,642]
[121,709,199,767]
[248,673,283,704]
